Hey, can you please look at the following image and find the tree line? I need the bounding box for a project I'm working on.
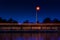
[0,17,18,23]
[0,17,60,23]
[23,18,60,23]
[43,18,60,23]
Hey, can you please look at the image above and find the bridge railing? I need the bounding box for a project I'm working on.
[0,23,60,31]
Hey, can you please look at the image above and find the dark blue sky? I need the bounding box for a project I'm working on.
[0,0,60,23]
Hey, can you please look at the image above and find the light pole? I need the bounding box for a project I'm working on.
[36,6,40,24]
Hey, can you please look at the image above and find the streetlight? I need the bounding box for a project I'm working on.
[36,6,40,24]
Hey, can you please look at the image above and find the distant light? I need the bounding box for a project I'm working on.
[36,6,40,11]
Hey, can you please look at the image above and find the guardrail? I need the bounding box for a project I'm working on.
[0,23,60,32]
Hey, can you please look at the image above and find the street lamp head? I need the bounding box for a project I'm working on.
[36,6,40,11]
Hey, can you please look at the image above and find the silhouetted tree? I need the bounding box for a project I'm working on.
[0,17,3,23]
[2,19,7,23]
[12,20,18,23]
[53,18,60,23]
[23,20,29,23]
[7,18,18,23]
[8,18,14,23]
[43,18,51,23]
[0,17,7,23]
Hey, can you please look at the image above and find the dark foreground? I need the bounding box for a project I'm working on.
[0,31,60,40]
[0,30,60,33]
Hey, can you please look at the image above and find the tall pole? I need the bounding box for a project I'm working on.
[36,10,38,24]
[36,6,40,24]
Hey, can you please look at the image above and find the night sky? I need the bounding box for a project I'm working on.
[0,0,60,23]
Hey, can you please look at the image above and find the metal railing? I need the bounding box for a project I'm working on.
[0,23,60,32]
